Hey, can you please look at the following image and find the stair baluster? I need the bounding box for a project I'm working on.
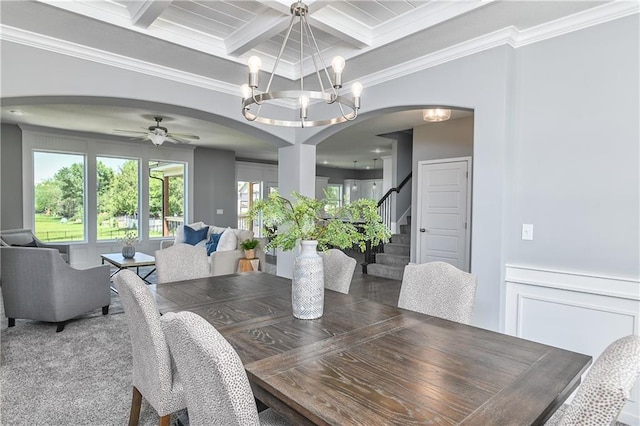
[362,172,412,277]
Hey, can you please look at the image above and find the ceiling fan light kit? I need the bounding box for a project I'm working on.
[114,116,200,147]
[241,1,363,128]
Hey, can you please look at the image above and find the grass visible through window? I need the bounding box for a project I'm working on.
[35,214,137,242]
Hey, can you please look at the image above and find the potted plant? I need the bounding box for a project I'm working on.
[248,190,390,319]
[120,230,138,259]
[240,238,259,259]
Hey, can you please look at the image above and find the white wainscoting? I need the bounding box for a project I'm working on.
[504,265,640,425]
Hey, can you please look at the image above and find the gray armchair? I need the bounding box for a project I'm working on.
[0,228,71,264]
[0,246,110,332]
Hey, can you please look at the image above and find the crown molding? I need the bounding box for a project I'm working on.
[513,0,639,48]
[0,25,239,96]
[1,1,637,110]
[358,26,520,90]
[359,1,639,90]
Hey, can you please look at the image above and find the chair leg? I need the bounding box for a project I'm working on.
[159,415,171,426]
[128,386,143,426]
[8,318,15,327]
[56,322,66,332]
[102,305,109,315]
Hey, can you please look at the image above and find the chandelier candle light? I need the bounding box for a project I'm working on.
[241,2,363,128]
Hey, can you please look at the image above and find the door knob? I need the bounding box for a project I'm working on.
[420,228,426,232]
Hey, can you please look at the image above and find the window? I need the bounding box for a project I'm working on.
[96,157,139,241]
[324,184,343,213]
[237,181,262,234]
[149,161,185,238]
[33,151,86,242]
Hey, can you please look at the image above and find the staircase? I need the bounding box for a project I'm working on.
[367,217,411,281]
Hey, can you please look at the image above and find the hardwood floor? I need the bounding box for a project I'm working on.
[348,269,402,306]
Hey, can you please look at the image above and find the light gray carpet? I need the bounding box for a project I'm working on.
[1,308,183,425]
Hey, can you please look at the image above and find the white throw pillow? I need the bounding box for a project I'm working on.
[210,225,226,238]
[216,227,237,252]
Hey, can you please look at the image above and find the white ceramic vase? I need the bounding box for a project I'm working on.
[292,240,324,319]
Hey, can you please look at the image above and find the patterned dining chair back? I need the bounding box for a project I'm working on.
[321,249,357,294]
[547,334,640,426]
[161,311,288,426]
[155,243,210,284]
[398,261,477,324]
[115,270,185,426]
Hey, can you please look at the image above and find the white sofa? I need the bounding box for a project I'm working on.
[160,222,266,276]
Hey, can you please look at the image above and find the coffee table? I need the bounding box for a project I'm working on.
[100,252,156,291]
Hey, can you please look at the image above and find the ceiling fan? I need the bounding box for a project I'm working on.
[113,116,200,146]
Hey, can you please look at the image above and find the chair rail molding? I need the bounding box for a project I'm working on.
[504,264,640,425]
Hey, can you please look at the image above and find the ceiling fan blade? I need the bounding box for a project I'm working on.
[113,129,148,135]
[168,132,200,140]
[166,135,192,144]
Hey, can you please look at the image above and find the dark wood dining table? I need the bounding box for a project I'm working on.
[150,272,591,425]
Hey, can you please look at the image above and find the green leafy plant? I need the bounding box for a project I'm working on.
[240,238,259,250]
[248,190,391,252]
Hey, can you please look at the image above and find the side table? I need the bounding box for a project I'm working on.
[238,258,259,272]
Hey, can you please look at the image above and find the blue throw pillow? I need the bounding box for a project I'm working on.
[183,225,209,245]
[205,232,222,255]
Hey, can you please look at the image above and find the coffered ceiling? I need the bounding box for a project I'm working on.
[0,0,628,168]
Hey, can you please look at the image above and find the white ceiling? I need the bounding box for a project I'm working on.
[0,0,620,168]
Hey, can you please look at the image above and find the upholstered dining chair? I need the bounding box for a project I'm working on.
[154,243,210,284]
[321,249,357,294]
[161,311,290,426]
[545,334,640,426]
[114,270,185,426]
[398,261,477,324]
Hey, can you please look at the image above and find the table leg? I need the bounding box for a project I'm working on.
[104,258,121,294]
[141,268,156,284]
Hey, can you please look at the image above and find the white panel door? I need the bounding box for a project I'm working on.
[416,158,471,271]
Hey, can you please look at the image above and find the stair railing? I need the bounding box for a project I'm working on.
[362,172,412,273]
[377,172,412,231]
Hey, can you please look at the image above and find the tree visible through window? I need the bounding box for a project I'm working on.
[33,151,86,242]
[96,157,139,241]
[324,184,343,213]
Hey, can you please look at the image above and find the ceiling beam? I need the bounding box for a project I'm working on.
[226,9,291,57]
[254,0,293,15]
[253,0,331,15]
[308,5,371,49]
[126,0,172,29]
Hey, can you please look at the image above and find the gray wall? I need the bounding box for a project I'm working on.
[506,15,639,278]
[193,147,237,228]
[1,124,23,229]
[413,116,474,162]
[394,132,413,219]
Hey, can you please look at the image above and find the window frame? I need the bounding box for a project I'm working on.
[96,155,141,242]
[22,130,194,250]
[32,149,88,243]
[148,160,187,239]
